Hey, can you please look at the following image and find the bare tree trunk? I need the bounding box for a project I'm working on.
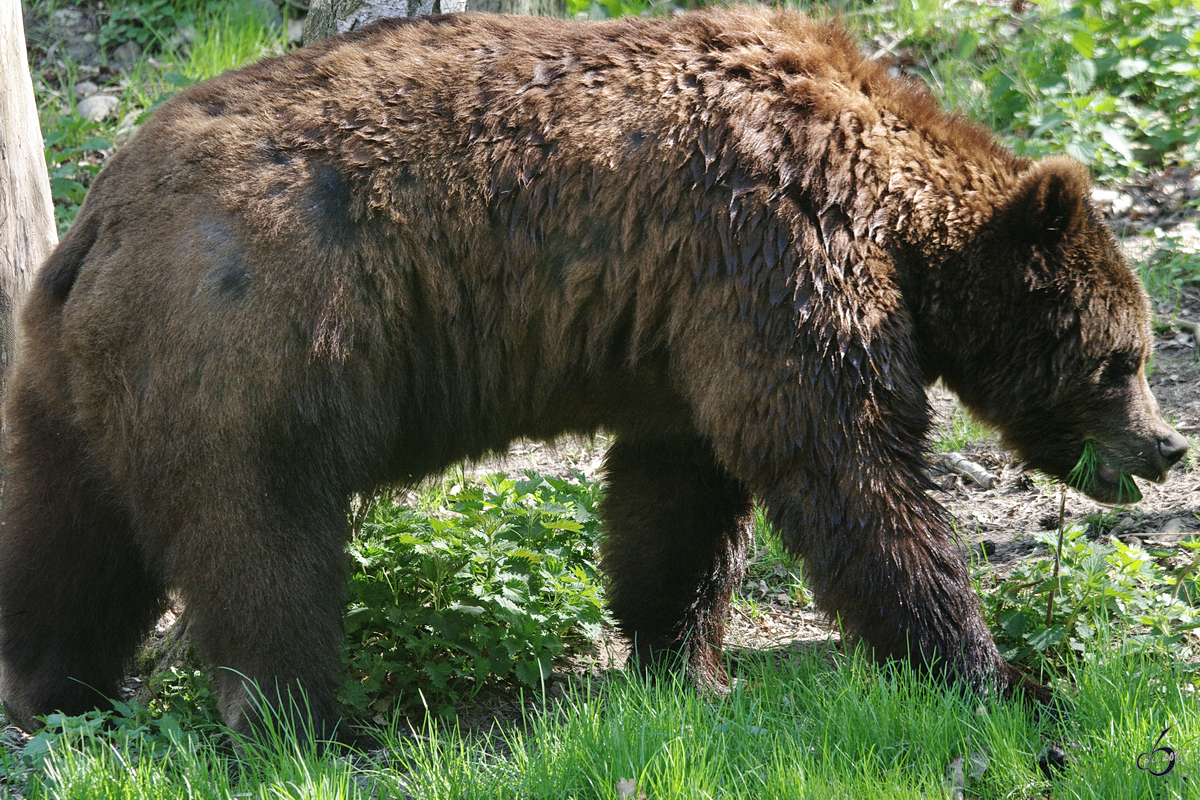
[0,0,56,393]
[304,0,566,44]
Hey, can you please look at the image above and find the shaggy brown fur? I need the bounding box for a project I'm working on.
[1,8,1187,737]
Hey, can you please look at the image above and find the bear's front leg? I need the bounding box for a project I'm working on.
[766,469,1035,702]
[599,436,754,689]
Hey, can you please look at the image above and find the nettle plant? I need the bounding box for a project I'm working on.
[985,0,1200,178]
[982,525,1200,672]
[341,473,608,719]
[829,0,1199,181]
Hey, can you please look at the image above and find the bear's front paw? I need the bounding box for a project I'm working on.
[997,662,1070,721]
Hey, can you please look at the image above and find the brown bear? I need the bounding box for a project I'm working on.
[0,8,1187,739]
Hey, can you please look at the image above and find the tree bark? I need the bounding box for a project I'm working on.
[304,0,565,44]
[0,0,56,392]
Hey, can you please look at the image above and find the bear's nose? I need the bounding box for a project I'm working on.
[1158,430,1189,471]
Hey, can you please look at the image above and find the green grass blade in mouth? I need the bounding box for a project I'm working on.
[1066,441,1143,504]
[1067,440,1102,495]
[1117,472,1143,504]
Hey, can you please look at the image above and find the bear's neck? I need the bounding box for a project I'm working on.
[875,124,1023,261]
[863,123,1029,383]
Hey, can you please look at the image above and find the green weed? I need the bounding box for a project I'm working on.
[799,0,1200,182]
[1138,236,1200,311]
[982,525,1200,672]
[934,405,990,453]
[341,472,609,720]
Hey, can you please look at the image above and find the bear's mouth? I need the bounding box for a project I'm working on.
[1065,443,1143,505]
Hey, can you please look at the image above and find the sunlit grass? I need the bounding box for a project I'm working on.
[14,643,1200,799]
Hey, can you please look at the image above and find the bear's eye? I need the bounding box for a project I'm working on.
[1099,353,1139,385]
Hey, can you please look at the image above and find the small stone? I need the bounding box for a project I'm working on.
[172,25,198,49]
[111,40,142,68]
[74,80,99,99]
[64,38,100,64]
[1160,518,1189,539]
[287,18,305,44]
[77,94,120,123]
[115,110,142,141]
[51,7,85,28]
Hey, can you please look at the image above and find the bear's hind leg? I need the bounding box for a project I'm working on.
[0,395,166,731]
[167,483,350,743]
[600,437,753,690]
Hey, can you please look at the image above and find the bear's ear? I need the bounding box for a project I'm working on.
[1003,157,1091,248]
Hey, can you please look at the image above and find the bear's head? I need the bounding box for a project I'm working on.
[938,157,1188,504]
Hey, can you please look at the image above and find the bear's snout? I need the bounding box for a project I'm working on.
[1156,429,1189,476]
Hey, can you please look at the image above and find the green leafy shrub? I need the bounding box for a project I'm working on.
[94,0,275,54]
[341,472,609,719]
[3,702,203,789]
[981,526,1200,671]
[140,666,222,729]
[967,0,1198,177]
[814,0,1199,180]
[1139,236,1200,311]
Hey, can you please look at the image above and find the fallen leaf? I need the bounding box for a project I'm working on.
[945,749,988,799]
[616,777,645,800]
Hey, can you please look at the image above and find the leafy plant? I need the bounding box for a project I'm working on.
[42,125,111,235]
[3,702,203,791]
[816,0,1200,181]
[93,0,277,56]
[341,472,609,719]
[982,526,1200,671]
[960,0,1200,178]
[140,666,222,729]
[100,0,195,52]
[1138,235,1200,311]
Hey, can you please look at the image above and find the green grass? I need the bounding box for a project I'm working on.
[1067,440,1142,504]
[933,405,991,453]
[9,645,1200,799]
